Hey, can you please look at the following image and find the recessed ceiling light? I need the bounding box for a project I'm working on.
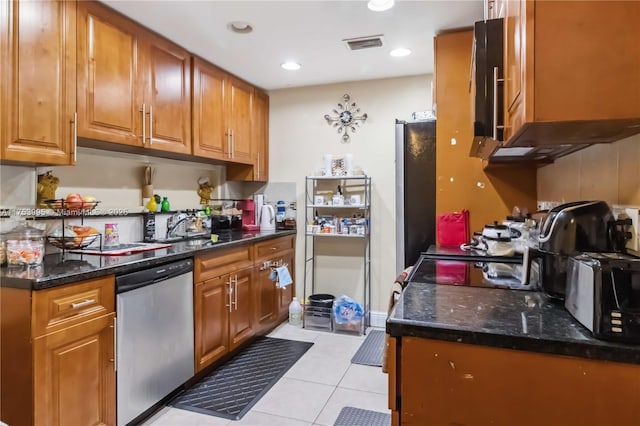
[368,0,395,12]
[281,61,301,71]
[228,21,253,34]
[390,47,412,57]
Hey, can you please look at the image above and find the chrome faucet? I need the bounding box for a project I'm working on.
[166,212,189,239]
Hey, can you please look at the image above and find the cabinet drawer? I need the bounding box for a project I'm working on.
[33,276,115,338]
[195,244,253,283]
[254,235,295,262]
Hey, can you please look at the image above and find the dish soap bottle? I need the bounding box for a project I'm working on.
[288,297,302,326]
[161,197,170,212]
[146,196,157,213]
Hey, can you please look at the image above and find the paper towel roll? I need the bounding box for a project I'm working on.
[344,153,353,176]
[323,154,333,176]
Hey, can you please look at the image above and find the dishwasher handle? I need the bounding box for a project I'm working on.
[116,259,194,294]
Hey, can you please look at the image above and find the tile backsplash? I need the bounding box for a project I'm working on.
[537,133,640,206]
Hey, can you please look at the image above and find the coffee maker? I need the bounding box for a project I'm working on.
[237,199,259,231]
[537,200,619,299]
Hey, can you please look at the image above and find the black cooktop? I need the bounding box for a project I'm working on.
[409,250,537,291]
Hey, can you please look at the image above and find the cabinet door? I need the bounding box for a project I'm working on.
[143,34,191,154]
[252,90,269,181]
[229,268,255,351]
[277,251,295,322]
[77,1,143,147]
[227,77,253,164]
[2,0,76,165]
[254,264,278,334]
[194,276,230,372]
[503,0,529,140]
[192,57,229,160]
[33,313,115,426]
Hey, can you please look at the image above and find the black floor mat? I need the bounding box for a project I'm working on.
[171,337,313,420]
[351,329,385,366]
[334,406,391,426]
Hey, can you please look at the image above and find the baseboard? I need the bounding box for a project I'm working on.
[369,311,387,328]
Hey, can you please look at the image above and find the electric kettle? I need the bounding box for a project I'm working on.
[260,204,276,232]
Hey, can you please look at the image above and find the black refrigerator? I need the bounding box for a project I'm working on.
[395,119,436,274]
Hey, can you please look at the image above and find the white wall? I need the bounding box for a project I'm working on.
[269,74,432,313]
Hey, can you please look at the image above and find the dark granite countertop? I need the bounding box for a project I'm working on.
[386,282,640,365]
[1,230,296,290]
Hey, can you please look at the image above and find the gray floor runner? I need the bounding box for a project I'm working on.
[351,329,385,366]
[334,406,391,426]
[171,337,312,420]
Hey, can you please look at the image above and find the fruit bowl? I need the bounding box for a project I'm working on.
[45,199,100,214]
[47,233,100,249]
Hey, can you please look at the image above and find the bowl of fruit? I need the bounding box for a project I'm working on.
[45,194,99,214]
[47,225,100,249]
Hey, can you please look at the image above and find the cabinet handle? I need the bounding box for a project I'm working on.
[256,152,260,180]
[227,129,232,158]
[72,112,77,163]
[71,299,95,309]
[492,67,505,141]
[112,316,117,371]
[231,129,235,159]
[234,275,238,310]
[140,104,146,145]
[227,278,233,312]
[148,105,154,145]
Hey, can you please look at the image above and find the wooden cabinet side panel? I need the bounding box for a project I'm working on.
[145,36,191,154]
[0,288,33,426]
[4,0,75,164]
[33,313,115,426]
[277,250,295,321]
[251,90,269,181]
[77,1,142,146]
[401,337,640,425]
[534,1,640,122]
[229,268,255,351]
[192,57,227,159]
[0,0,8,159]
[194,277,230,372]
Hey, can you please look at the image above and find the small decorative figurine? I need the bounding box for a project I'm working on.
[197,177,214,205]
[36,171,60,208]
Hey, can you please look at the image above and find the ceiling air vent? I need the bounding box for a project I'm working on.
[343,35,384,51]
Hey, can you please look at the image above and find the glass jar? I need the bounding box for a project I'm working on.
[3,222,45,266]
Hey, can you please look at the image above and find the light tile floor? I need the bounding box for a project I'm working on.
[143,323,389,426]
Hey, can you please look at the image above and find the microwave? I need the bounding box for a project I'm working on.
[565,252,640,343]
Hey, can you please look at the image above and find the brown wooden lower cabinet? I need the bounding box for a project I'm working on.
[0,276,116,426]
[33,313,116,426]
[389,336,640,425]
[194,266,255,372]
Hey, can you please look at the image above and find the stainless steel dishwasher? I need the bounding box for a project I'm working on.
[116,259,194,426]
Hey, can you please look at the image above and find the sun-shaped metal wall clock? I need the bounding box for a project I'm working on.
[324,94,368,143]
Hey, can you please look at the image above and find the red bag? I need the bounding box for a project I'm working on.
[437,210,469,247]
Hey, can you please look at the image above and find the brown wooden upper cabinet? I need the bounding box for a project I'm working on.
[1,0,77,165]
[226,88,270,181]
[498,0,640,146]
[77,1,191,155]
[192,57,255,165]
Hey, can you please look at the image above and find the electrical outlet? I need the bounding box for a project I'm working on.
[614,205,640,254]
[537,201,560,211]
[624,207,640,254]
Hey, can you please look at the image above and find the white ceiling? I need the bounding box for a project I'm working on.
[103,0,484,91]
